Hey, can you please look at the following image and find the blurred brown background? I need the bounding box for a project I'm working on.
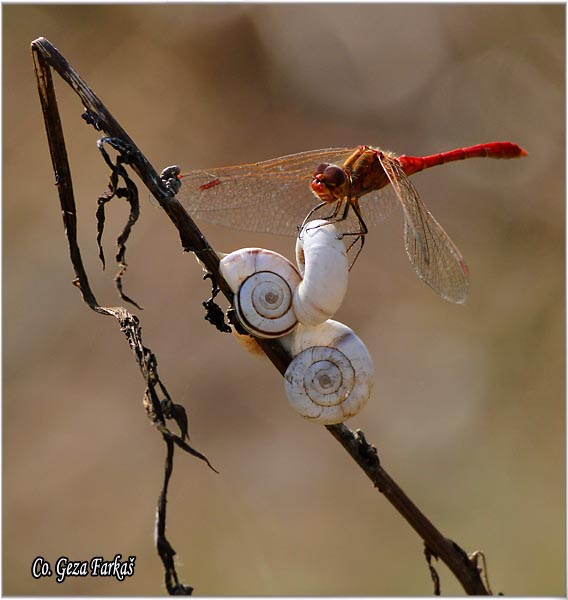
[3,3,564,596]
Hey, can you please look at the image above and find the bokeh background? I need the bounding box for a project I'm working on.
[3,3,564,596]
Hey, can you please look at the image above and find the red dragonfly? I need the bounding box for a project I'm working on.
[177,142,526,303]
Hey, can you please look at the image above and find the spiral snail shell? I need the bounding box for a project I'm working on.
[284,320,374,425]
[219,221,348,339]
[220,248,302,338]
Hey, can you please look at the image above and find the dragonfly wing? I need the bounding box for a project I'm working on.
[356,185,400,228]
[378,153,469,303]
[177,148,353,236]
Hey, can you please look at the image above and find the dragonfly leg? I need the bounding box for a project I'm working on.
[302,198,367,269]
[339,200,368,268]
[351,199,369,236]
[306,198,351,232]
[322,198,345,222]
[299,201,328,234]
[346,235,365,270]
[300,200,345,238]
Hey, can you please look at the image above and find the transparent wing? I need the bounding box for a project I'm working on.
[378,152,469,303]
[177,148,353,236]
[356,184,400,227]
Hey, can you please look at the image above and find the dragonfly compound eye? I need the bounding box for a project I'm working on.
[314,163,330,175]
[322,165,347,188]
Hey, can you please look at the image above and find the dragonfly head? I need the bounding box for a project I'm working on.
[311,163,349,202]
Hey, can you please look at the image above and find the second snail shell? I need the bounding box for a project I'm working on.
[284,320,374,425]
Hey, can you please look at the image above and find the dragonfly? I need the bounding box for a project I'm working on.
[176,142,527,304]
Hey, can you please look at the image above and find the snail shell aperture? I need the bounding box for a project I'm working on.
[220,248,301,338]
[284,320,374,424]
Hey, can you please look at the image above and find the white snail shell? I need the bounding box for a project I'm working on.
[284,320,374,425]
[219,221,348,338]
[220,248,301,338]
[293,220,349,326]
